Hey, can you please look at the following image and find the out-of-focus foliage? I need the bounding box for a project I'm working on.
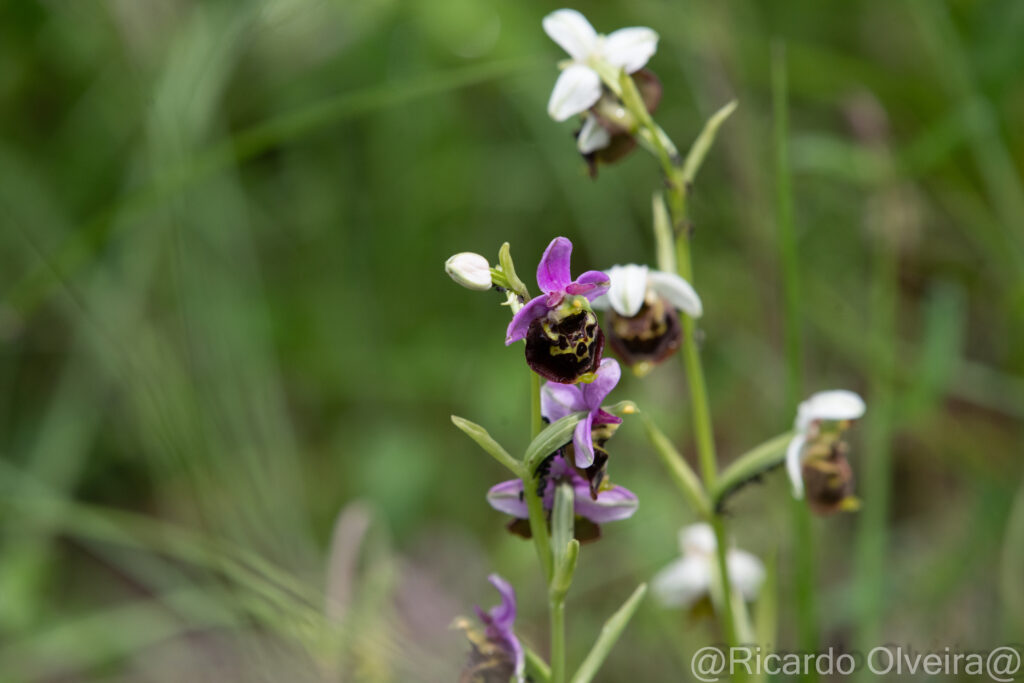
[1,0,1022,680]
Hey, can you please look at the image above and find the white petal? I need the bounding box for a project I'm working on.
[577,116,612,154]
[547,65,602,122]
[785,434,807,499]
[606,264,648,317]
[727,549,765,601]
[542,9,599,61]
[652,556,711,609]
[795,390,866,431]
[648,269,703,317]
[679,522,716,557]
[601,26,658,73]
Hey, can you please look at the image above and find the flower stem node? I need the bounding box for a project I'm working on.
[446,252,493,291]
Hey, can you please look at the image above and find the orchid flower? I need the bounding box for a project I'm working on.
[487,454,638,540]
[591,264,702,369]
[472,574,525,683]
[652,523,765,610]
[786,390,866,500]
[506,237,610,383]
[541,358,622,468]
[543,9,659,122]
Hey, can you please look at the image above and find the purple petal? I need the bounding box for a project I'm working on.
[537,237,573,294]
[574,483,639,523]
[541,381,586,423]
[572,411,595,468]
[486,480,529,518]
[594,409,623,427]
[566,270,611,300]
[486,573,517,630]
[581,358,621,409]
[505,296,549,345]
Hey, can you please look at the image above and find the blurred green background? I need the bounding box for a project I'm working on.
[1,0,1023,680]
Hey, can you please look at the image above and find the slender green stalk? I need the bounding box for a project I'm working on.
[550,597,567,683]
[771,42,818,673]
[614,65,745,657]
[531,371,543,438]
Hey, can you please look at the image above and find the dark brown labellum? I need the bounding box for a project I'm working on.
[606,297,682,368]
[524,309,604,383]
[458,623,517,683]
[582,69,663,178]
[801,443,856,515]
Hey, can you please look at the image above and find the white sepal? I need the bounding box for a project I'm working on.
[547,64,602,122]
[601,26,659,73]
[648,269,703,317]
[606,264,649,317]
[577,116,612,154]
[542,9,599,61]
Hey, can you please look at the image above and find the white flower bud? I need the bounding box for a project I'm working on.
[445,252,492,291]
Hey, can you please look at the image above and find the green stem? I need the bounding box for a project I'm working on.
[550,597,566,683]
[531,371,543,438]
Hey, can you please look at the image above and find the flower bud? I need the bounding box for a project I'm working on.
[445,252,492,291]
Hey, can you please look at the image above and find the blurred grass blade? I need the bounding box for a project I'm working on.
[680,100,738,184]
[641,415,711,518]
[1001,479,1024,639]
[523,411,587,471]
[902,281,967,418]
[569,583,648,683]
[451,415,522,475]
[752,551,779,683]
[712,432,794,508]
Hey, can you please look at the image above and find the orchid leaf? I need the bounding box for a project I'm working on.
[712,431,794,509]
[569,583,648,683]
[523,411,587,472]
[681,99,738,185]
[450,416,523,476]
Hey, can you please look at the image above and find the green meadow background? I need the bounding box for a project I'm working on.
[1,0,1022,680]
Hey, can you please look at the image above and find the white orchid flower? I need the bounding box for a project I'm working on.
[591,264,702,318]
[542,9,659,122]
[652,523,765,609]
[786,390,866,498]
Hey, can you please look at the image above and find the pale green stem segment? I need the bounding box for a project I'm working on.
[569,583,648,683]
[548,483,577,683]
[711,431,795,507]
[531,372,544,439]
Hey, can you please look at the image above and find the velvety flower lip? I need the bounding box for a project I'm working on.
[541,358,623,467]
[652,523,765,609]
[485,454,638,525]
[786,390,866,498]
[505,237,610,345]
[543,9,659,121]
[473,574,524,683]
[592,263,703,318]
